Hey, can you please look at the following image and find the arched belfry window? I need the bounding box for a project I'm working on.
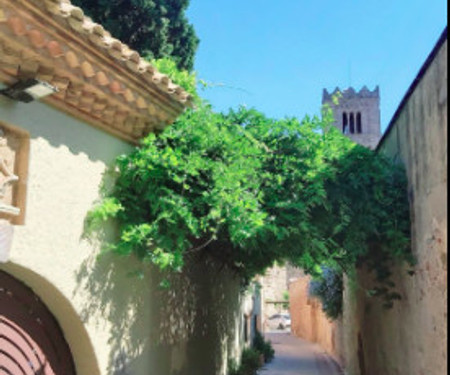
[356,112,362,133]
[343,112,348,134]
[349,113,355,134]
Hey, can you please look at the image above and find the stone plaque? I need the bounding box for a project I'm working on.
[0,122,29,224]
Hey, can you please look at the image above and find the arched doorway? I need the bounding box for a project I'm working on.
[0,270,76,374]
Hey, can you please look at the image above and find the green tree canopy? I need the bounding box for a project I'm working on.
[72,0,199,71]
[88,98,412,300]
[86,65,413,310]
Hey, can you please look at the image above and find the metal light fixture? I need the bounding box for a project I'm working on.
[0,79,58,103]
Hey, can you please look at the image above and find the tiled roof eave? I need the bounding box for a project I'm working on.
[28,0,189,113]
[0,0,192,143]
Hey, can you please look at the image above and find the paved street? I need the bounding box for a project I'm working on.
[259,332,343,375]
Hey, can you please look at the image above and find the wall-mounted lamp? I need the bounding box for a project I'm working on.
[0,79,58,103]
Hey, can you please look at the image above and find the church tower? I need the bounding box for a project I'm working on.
[322,86,381,149]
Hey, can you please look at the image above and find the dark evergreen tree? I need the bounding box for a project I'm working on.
[72,0,199,71]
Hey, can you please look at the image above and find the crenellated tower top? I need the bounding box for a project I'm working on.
[322,85,380,102]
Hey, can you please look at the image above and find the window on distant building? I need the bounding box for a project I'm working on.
[343,112,348,134]
[349,113,355,134]
[356,112,362,133]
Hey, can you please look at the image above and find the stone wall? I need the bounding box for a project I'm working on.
[342,31,447,375]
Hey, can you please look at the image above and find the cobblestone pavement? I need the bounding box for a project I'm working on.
[258,332,343,375]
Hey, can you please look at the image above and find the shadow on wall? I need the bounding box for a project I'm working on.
[174,254,245,375]
[74,249,244,375]
[0,95,131,164]
[74,252,159,374]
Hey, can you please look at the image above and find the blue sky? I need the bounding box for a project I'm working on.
[187,0,447,132]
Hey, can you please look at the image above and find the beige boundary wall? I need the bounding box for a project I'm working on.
[0,94,248,374]
[289,274,344,365]
[342,32,447,375]
[288,30,447,375]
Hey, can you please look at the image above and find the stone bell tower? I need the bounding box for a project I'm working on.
[322,86,381,149]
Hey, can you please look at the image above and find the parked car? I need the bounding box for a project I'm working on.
[267,313,291,330]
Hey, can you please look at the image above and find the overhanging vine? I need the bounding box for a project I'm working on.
[86,61,413,306]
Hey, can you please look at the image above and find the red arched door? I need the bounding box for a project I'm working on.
[0,270,76,374]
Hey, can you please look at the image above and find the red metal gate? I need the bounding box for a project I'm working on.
[0,270,76,374]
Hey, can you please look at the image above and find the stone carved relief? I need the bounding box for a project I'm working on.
[0,158,18,195]
[0,145,19,196]
[0,123,29,224]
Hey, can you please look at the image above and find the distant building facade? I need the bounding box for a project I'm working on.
[260,264,302,332]
[322,86,382,149]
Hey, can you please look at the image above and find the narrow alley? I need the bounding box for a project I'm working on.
[259,333,343,375]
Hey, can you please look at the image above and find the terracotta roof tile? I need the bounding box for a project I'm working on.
[28,29,46,48]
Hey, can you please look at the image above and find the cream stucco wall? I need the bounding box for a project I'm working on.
[0,93,133,374]
[0,93,250,375]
